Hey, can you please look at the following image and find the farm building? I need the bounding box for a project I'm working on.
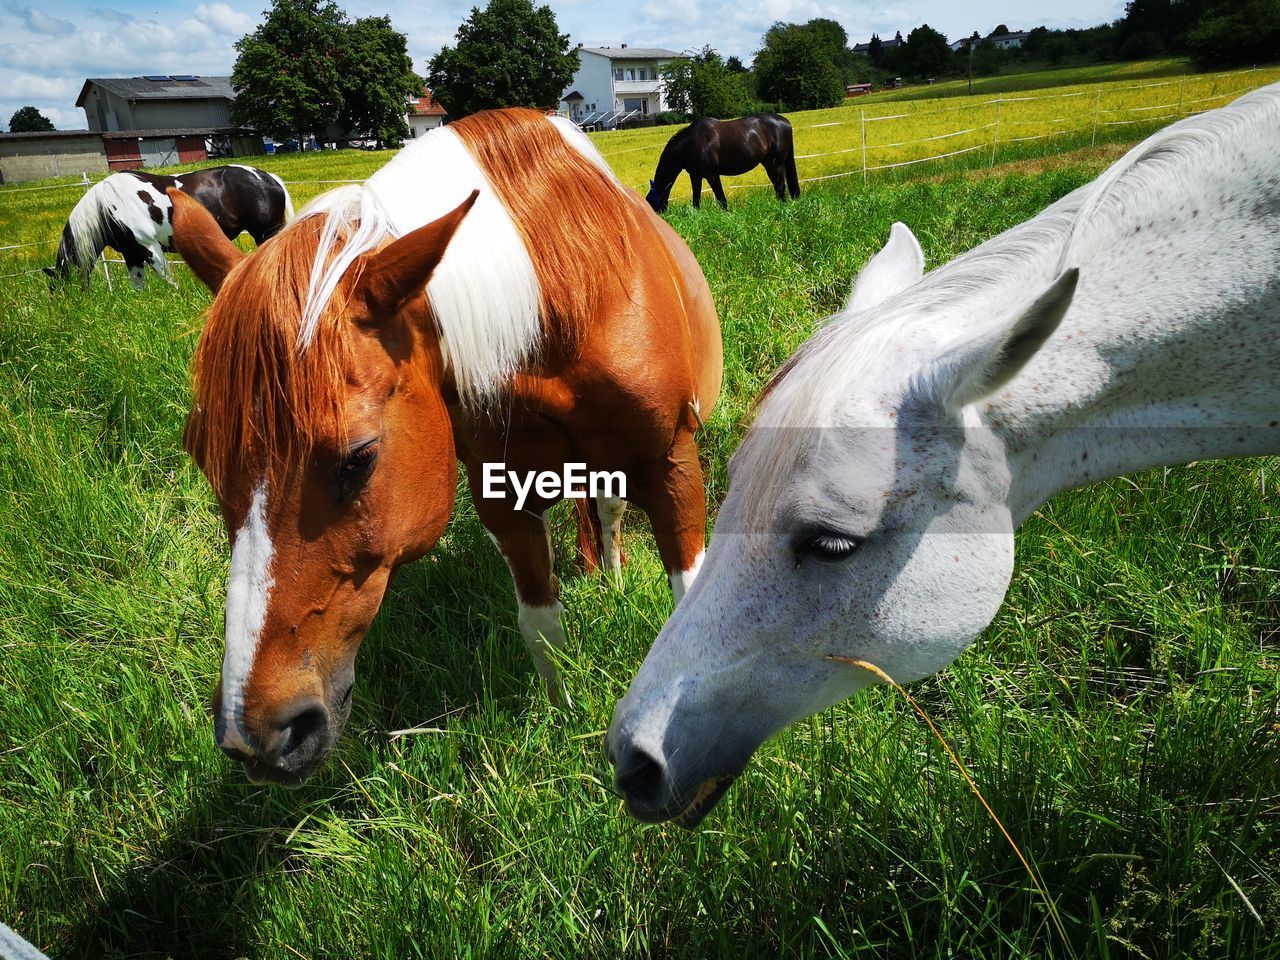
[406,87,447,137]
[560,45,687,129]
[0,74,264,182]
[0,130,107,184]
[853,33,903,55]
[77,75,235,132]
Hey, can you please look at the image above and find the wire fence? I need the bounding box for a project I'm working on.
[1,66,1276,280]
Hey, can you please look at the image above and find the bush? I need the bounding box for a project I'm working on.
[655,111,686,126]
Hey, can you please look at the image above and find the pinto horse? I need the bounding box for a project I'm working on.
[608,82,1280,826]
[646,113,799,213]
[48,166,292,289]
[170,108,722,786]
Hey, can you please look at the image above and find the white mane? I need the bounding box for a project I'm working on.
[63,174,148,270]
[295,118,612,404]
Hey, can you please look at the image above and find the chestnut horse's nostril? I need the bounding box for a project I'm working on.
[273,698,330,761]
[613,742,669,815]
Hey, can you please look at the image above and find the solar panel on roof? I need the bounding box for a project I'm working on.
[170,74,198,81]
[142,75,170,82]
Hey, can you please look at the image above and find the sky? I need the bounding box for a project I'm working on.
[0,0,1128,130]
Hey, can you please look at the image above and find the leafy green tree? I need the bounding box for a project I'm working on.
[1186,0,1280,65]
[898,24,952,79]
[337,16,421,145]
[428,0,578,117]
[8,106,55,132]
[971,39,1007,76]
[231,0,348,142]
[754,23,844,110]
[725,55,746,73]
[660,47,749,119]
[233,0,419,143]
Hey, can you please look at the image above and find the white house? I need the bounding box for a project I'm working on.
[405,86,446,138]
[990,31,1030,50]
[560,45,686,128]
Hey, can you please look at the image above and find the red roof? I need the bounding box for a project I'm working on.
[409,87,446,117]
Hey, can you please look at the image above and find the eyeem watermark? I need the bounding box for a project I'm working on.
[482,463,626,511]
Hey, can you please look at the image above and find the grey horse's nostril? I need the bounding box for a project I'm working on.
[614,742,667,812]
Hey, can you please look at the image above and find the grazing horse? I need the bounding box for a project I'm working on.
[607,82,1280,826]
[48,166,293,289]
[646,114,799,213]
[170,108,721,786]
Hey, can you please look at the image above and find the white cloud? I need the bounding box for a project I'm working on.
[4,2,74,35]
[195,2,255,35]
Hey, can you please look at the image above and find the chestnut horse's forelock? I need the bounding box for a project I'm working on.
[185,108,643,499]
[185,214,359,500]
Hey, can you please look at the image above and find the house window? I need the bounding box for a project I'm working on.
[614,69,623,80]
[626,68,635,81]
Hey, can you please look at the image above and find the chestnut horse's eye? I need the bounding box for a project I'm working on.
[792,528,864,567]
[337,439,379,501]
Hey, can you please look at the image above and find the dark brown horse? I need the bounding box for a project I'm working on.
[646,113,799,212]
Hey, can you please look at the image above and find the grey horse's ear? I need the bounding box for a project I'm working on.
[846,222,925,314]
[934,268,1080,416]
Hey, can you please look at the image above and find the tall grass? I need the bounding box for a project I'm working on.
[0,101,1277,959]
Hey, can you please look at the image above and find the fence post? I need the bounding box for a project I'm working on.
[860,110,867,183]
[989,99,1002,168]
[1091,88,1101,147]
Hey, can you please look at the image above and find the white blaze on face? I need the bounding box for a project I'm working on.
[220,481,275,737]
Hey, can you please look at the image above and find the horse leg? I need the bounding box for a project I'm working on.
[766,162,787,201]
[785,151,801,199]
[474,494,573,707]
[708,174,728,210]
[689,172,702,209]
[598,495,627,583]
[627,429,707,604]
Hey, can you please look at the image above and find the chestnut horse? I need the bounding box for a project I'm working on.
[171,108,721,786]
[646,113,799,213]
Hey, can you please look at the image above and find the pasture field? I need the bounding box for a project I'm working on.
[590,63,1280,196]
[2,71,1279,959]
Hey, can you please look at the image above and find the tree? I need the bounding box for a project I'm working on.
[428,0,578,117]
[867,34,883,64]
[231,0,348,142]
[971,39,1007,76]
[337,16,421,145]
[898,24,952,79]
[233,0,419,144]
[725,55,746,72]
[754,23,844,110]
[1186,0,1280,65]
[660,47,749,119]
[8,106,55,132]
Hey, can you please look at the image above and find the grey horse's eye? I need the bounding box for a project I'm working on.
[792,529,864,566]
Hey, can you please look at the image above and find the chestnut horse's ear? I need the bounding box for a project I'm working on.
[167,188,245,293]
[357,189,479,320]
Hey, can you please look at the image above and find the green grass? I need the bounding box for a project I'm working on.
[1,99,1279,959]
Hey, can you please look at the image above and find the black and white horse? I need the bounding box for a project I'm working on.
[47,165,294,289]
